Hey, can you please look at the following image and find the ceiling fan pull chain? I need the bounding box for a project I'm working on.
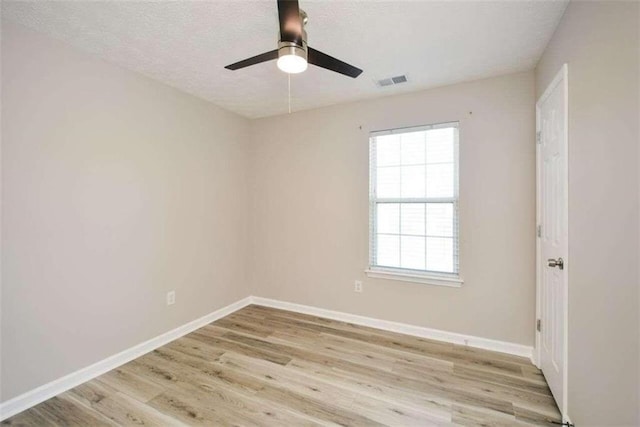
[288,73,291,114]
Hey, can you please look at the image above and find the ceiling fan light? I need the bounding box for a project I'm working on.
[277,42,308,74]
[277,54,308,73]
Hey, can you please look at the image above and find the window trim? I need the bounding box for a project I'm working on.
[368,121,462,286]
[365,267,464,287]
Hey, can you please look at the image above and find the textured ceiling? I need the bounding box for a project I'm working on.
[2,0,568,118]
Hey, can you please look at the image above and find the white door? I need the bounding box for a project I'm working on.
[536,64,568,416]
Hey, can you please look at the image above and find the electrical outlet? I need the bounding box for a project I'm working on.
[167,291,176,306]
[354,280,363,293]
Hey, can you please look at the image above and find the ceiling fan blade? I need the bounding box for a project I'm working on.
[277,0,303,45]
[307,47,363,78]
[224,50,279,70]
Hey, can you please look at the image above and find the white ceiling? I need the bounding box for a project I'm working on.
[2,0,568,118]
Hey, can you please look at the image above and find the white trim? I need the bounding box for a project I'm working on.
[251,296,532,359]
[364,268,463,287]
[535,63,569,422]
[0,296,253,421]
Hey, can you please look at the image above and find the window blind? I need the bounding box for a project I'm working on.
[369,122,459,276]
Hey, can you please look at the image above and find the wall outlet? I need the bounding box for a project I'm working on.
[167,291,176,306]
[354,280,363,293]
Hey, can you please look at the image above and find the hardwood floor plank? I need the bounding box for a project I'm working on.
[285,357,454,421]
[68,381,186,426]
[212,317,275,338]
[452,365,551,396]
[0,406,55,426]
[95,366,166,403]
[19,395,115,427]
[128,350,264,396]
[266,328,455,375]
[164,335,227,362]
[147,390,245,426]
[181,380,326,426]
[521,365,549,383]
[451,404,520,427]
[254,382,383,426]
[513,405,562,425]
[2,305,560,426]
[189,327,292,365]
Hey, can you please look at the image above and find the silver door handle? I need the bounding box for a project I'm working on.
[548,257,564,270]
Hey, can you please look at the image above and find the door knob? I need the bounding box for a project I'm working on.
[548,257,564,270]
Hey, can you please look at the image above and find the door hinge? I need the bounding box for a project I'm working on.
[537,224,542,238]
[536,319,541,332]
[536,131,542,144]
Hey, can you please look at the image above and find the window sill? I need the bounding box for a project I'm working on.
[364,268,463,288]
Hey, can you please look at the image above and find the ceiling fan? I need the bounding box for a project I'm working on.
[224,0,363,78]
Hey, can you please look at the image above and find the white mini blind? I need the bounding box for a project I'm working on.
[369,122,459,276]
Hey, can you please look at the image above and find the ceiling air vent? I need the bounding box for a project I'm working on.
[392,75,407,84]
[376,75,408,87]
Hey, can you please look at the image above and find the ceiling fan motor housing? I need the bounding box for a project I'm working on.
[278,10,308,62]
[278,41,307,62]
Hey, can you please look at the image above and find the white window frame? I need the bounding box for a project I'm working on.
[366,121,463,287]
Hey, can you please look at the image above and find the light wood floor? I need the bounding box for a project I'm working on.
[3,305,561,426]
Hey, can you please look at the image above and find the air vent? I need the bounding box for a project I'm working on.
[376,74,408,87]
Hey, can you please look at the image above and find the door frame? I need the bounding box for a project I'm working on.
[534,63,569,420]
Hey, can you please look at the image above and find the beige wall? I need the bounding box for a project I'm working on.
[536,1,639,425]
[249,71,537,346]
[1,22,251,401]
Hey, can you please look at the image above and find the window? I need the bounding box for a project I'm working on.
[367,122,461,286]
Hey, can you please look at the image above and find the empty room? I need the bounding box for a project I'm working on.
[0,0,638,425]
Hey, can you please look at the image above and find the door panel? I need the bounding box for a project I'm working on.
[537,64,568,416]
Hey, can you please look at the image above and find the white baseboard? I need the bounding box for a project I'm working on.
[250,296,533,360]
[0,296,253,421]
[1,294,534,421]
